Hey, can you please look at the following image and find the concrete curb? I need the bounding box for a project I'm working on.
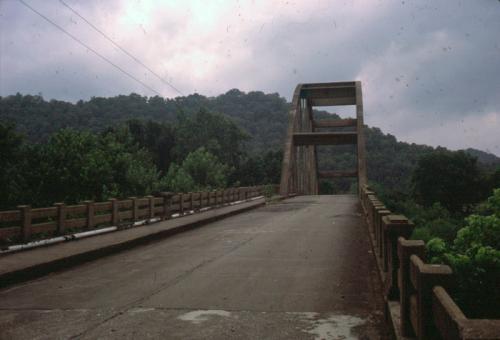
[0,198,266,289]
[266,193,298,203]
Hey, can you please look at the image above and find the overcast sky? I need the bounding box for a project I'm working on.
[1,0,499,155]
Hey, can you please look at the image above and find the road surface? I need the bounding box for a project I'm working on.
[0,195,388,339]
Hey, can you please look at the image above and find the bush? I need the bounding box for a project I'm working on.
[163,164,196,193]
[427,189,500,318]
[164,147,230,193]
[262,184,276,198]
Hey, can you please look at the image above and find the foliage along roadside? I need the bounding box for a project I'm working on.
[427,189,500,318]
[374,150,500,319]
[0,112,282,209]
[2,92,499,197]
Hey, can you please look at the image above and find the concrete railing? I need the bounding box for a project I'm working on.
[0,186,267,244]
[360,185,500,340]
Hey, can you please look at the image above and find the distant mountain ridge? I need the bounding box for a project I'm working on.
[464,148,500,166]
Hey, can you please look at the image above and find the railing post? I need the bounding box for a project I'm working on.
[161,192,173,220]
[129,197,138,222]
[398,238,425,337]
[18,205,31,241]
[146,195,154,220]
[365,194,373,221]
[83,200,95,229]
[189,192,194,211]
[110,198,119,225]
[367,195,379,228]
[179,193,185,215]
[372,202,385,233]
[363,190,375,214]
[360,185,369,204]
[382,214,415,300]
[377,209,391,258]
[369,199,384,234]
[54,202,66,234]
[410,255,453,340]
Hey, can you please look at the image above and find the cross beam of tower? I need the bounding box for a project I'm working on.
[280,81,367,196]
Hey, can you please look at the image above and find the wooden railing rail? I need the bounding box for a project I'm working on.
[360,184,500,340]
[0,186,267,244]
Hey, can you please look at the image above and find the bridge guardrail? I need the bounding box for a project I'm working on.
[0,186,268,245]
[360,185,500,340]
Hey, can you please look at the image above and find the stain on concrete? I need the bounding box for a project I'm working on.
[0,195,389,339]
[292,312,365,340]
[178,309,232,324]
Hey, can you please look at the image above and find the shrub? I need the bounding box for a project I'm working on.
[427,189,500,318]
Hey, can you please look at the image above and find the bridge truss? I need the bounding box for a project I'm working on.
[280,81,367,195]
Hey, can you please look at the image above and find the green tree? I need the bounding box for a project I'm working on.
[182,147,229,189]
[173,109,248,168]
[412,150,482,213]
[427,189,500,318]
[233,150,282,186]
[164,147,229,192]
[124,119,175,174]
[14,128,162,206]
[163,164,195,193]
[0,122,25,209]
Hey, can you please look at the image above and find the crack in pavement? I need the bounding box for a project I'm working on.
[68,232,262,339]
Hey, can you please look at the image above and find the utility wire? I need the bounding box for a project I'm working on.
[59,0,184,96]
[18,0,164,97]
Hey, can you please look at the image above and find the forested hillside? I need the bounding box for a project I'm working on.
[0,90,288,153]
[2,91,498,194]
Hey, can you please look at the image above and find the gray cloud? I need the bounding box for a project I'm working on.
[1,0,499,154]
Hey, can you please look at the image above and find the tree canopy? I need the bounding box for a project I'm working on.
[1,92,499,208]
[412,150,483,213]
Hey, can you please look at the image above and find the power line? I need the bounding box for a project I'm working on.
[18,0,164,97]
[59,0,184,97]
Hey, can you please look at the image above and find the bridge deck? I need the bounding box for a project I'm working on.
[0,195,388,339]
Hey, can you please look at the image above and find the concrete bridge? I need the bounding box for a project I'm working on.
[0,195,386,339]
[1,82,497,339]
